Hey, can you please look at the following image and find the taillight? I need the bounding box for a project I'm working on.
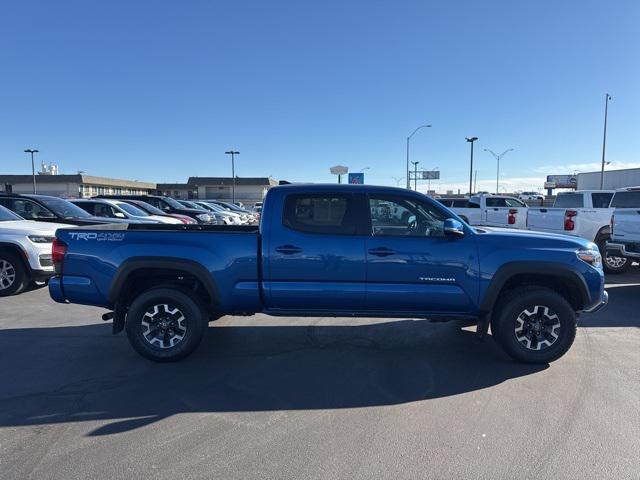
[564,210,577,231]
[508,209,517,225]
[52,238,67,273]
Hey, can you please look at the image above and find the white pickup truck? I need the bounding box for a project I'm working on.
[607,187,640,263]
[437,195,528,228]
[527,190,629,273]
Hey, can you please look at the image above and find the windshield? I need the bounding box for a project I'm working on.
[201,202,226,212]
[38,197,92,218]
[161,197,185,209]
[179,200,205,210]
[131,201,165,215]
[0,205,22,221]
[116,202,149,217]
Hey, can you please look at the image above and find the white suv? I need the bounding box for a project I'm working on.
[0,206,70,296]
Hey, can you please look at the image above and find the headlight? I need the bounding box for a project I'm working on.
[28,235,55,244]
[196,213,212,223]
[577,248,602,268]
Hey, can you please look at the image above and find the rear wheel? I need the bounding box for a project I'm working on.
[125,288,207,362]
[491,287,576,364]
[0,252,28,297]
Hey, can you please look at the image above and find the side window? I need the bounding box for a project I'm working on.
[283,194,359,235]
[591,193,613,208]
[369,196,446,237]
[9,199,55,219]
[467,200,480,208]
[93,204,115,217]
[453,199,469,208]
[75,202,94,215]
[437,199,452,207]
[486,197,507,207]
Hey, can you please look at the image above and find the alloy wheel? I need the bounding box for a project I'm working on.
[0,260,16,291]
[140,303,187,349]
[514,305,561,351]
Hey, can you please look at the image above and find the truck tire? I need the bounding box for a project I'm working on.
[0,251,28,297]
[491,287,576,364]
[597,241,630,274]
[125,287,207,362]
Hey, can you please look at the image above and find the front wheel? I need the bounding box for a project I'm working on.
[491,287,577,364]
[0,252,28,297]
[125,288,207,362]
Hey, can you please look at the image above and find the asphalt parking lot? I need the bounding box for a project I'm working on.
[1,272,639,480]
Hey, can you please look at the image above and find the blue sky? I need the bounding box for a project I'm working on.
[1,0,638,192]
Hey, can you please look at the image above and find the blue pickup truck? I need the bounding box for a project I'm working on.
[49,184,607,363]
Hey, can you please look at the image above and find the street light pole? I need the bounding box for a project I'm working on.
[484,148,514,194]
[411,161,420,191]
[225,150,240,203]
[24,149,39,193]
[465,137,478,195]
[406,124,431,189]
[600,94,612,190]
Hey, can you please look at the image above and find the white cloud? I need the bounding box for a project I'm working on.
[534,161,640,175]
[419,175,546,194]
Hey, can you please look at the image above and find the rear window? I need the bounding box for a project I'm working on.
[611,191,640,208]
[554,194,584,208]
[591,192,613,208]
[283,194,359,235]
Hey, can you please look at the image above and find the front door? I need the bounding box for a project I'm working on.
[265,192,368,311]
[365,194,478,314]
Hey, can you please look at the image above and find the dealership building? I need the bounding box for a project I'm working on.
[577,168,640,190]
[157,177,278,205]
[0,174,156,198]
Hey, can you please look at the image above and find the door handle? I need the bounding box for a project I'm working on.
[493,208,499,211]
[540,208,547,213]
[275,244,303,255]
[368,247,396,257]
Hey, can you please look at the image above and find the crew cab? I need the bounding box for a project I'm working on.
[49,185,607,364]
[526,190,628,273]
[0,205,71,296]
[437,194,528,228]
[607,187,640,262]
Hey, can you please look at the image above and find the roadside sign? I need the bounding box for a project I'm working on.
[330,165,349,175]
[546,175,577,189]
[422,170,440,180]
[348,173,364,184]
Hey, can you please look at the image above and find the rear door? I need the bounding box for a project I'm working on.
[611,191,640,241]
[364,194,477,314]
[264,192,368,311]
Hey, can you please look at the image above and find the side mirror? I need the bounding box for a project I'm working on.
[443,218,465,238]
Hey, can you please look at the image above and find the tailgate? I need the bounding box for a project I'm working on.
[613,209,640,240]
[526,208,566,232]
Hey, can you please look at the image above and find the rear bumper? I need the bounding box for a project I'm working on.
[607,242,640,259]
[31,269,55,283]
[582,289,608,313]
[48,277,66,303]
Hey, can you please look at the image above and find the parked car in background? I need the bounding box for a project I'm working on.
[526,190,627,273]
[49,184,607,364]
[519,191,545,201]
[119,199,196,224]
[0,205,71,296]
[436,194,528,228]
[71,199,163,224]
[204,200,257,224]
[195,201,246,224]
[607,187,640,263]
[0,193,118,226]
[96,195,214,224]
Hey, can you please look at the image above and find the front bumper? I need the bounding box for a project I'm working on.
[607,242,640,259]
[31,269,55,283]
[582,289,608,313]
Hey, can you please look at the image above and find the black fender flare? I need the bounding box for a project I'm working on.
[108,257,219,308]
[479,261,590,314]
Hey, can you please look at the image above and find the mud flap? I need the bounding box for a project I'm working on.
[112,304,127,334]
[476,313,490,339]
